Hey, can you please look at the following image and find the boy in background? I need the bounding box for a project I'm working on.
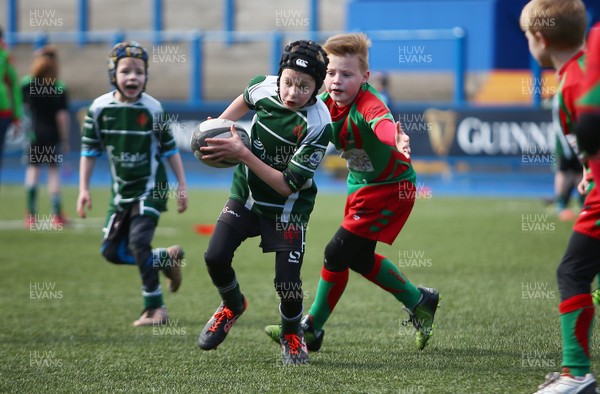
[22,46,70,226]
[0,26,22,186]
[77,41,187,327]
[521,1,599,392]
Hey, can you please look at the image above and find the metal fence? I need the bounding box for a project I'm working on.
[5,28,467,106]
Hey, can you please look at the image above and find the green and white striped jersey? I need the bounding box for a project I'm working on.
[230,75,332,223]
[81,92,178,214]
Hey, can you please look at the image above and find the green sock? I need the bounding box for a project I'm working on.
[51,193,62,216]
[308,267,349,332]
[363,254,422,309]
[217,279,244,312]
[26,186,37,215]
[560,294,594,377]
[143,292,164,310]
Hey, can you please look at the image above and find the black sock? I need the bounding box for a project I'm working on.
[217,278,244,312]
[280,306,302,334]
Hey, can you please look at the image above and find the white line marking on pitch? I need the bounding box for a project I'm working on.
[0,218,178,235]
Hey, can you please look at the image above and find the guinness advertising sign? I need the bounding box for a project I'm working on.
[67,107,557,160]
[396,108,557,157]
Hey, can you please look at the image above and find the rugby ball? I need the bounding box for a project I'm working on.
[190,118,251,168]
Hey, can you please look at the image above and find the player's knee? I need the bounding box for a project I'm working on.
[556,261,590,299]
[324,237,349,272]
[127,216,154,258]
[128,237,150,260]
[128,231,150,254]
[101,242,121,265]
[557,261,577,285]
[204,247,233,268]
[348,258,372,276]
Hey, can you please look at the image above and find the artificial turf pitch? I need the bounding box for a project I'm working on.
[0,185,592,393]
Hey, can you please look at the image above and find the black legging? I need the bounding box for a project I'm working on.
[204,220,305,318]
[102,214,159,293]
[557,231,600,301]
[324,226,377,275]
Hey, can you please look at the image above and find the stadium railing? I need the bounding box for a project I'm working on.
[5,28,466,107]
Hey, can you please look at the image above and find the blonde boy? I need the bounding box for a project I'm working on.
[521,1,600,393]
[522,0,588,222]
[266,33,439,352]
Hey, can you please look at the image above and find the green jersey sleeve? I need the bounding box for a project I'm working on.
[285,120,332,191]
[243,75,268,109]
[5,56,23,120]
[81,106,103,157]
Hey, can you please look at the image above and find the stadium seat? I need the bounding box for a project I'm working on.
[472,70,558,105]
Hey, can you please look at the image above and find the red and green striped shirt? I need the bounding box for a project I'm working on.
[320,83,415,194]
[554,50,586,160]
[557,50,586,135]
[577,23,600,116]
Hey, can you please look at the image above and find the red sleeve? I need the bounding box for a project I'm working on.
[578,23,600,115]
[373,118,396,147]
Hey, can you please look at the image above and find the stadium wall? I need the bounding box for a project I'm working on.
[347,0,600,71]
[1,104,556,196]
[45,104,555,163]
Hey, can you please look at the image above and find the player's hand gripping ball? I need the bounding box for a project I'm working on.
[190,118,251,168]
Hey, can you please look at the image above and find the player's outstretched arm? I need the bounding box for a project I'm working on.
[373,119,411,160]
[219,94,250,121]
[395,121,411,159]
[77,156,96,218]
[166,152,188,213]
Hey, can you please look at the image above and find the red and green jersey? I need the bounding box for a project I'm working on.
[554,50,586,160]
[574,22,600,239]
[320,83,415,194]
[230,75,332,223]
[0,47,23,120]
[81,92,178,214]
[577,23,600,116]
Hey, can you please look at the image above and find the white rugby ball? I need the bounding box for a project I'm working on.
[190,118,251,168]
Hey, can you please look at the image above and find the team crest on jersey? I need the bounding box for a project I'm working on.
[136,112,149,128]
[293,125,304,141]
[308,150,324,168]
